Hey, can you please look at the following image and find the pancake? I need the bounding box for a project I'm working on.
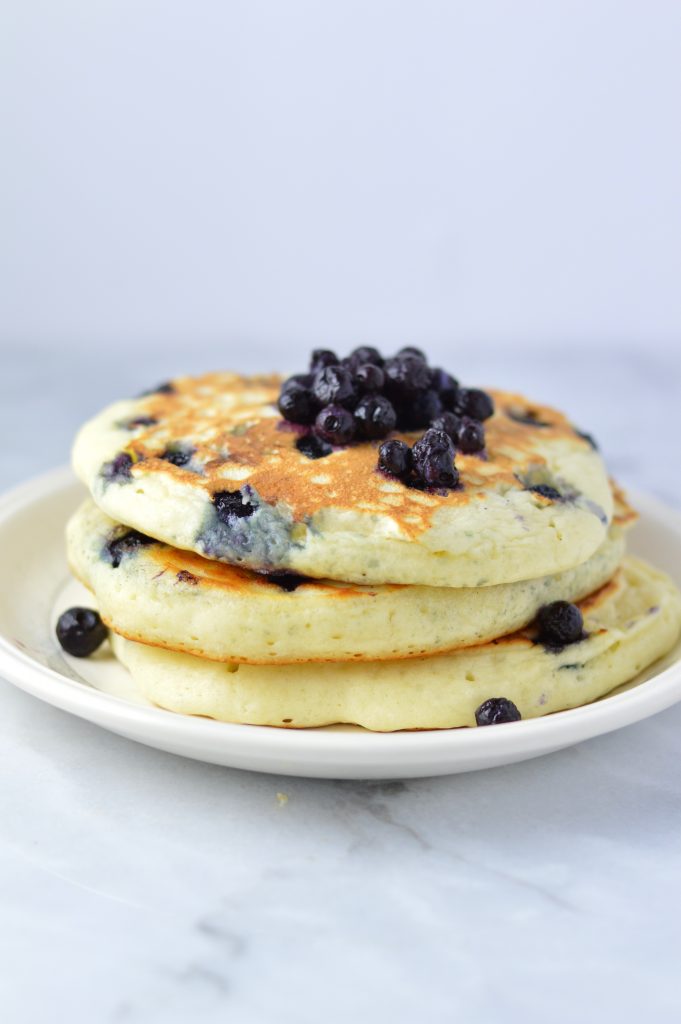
[68,495,633,664]
[72,373,614,587]
[110,558,681,730]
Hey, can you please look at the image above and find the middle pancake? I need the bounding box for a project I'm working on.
[68,495,635,664]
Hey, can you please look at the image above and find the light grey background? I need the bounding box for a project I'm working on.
[2,0,681,355]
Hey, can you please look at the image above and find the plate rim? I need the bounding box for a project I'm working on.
[1,465,681,764]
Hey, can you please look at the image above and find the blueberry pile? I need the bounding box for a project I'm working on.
[278,347,494,488]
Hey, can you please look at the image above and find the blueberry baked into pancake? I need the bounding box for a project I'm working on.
[58,346,681,730]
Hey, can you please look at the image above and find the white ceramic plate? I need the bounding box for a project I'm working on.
[1,467,681,779]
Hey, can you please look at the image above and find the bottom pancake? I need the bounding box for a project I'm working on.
[110,557,681,731]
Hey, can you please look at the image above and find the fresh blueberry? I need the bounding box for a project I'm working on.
[378,439,412,479]
[354,363,385,394]
[312,365,356,408]
[284,372,315,388]
[213,489,257,523]
[354,395,397,439]
[475,698,522,726]
[295,434,333,459]
[383,356,431,399]
[430,412,461,441]
[309,349,339,372]
[56,607,108,658]
[124,416,158,430]
[315,404,356,445]
[430,368,459,406]
[140,381,176,397]
[278,382,317,424]
[455,388,495,421]
[412,429,459,488]
[396,346,427,361]
[508,409,550,428]
[104,530,155,568]
[346,346,384,369]
[528,484,561,500]
[456,417,486,454]
[161,446,194,467]
[536,601,585,647]
[101,451,135,482]
[397,389,443,430]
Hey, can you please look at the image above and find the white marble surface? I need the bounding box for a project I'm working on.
[2,344,681,1023]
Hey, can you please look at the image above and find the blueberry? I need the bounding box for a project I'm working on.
[104,530,155,568]
[213,489,257,523]
[354,395,397,440]
[455,388,495,421]
[413,427,454,454]
[528,484,561,500]
[295,434,333,460]
[140,381,176,397]
[278,382,317,424]
[125,416,158,430]
[101,451,135,482]
[383,355,431,399]
[309,349,339,372]
[396,346,427,361]
[346,346,384,369]
[284,372,315,388]
[315,404,356,445]
[56,607,108,658]
[378,439,412,478]
[412,429,459,488]
[475,698,522,726]
[430,368,459,406]
[430,412,461,441]
[397,389,443,430]
[354,363,385,394]
[536,601,585,647]
[456,417,486,454]
[575,428,599,450]
[312,365,356,408]
[508,409,550,428]
[161,446,194,467]
[261,571,310,592]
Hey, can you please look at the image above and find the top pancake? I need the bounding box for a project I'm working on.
[72,372,614,587]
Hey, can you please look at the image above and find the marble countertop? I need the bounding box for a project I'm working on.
[2,344,681,1023]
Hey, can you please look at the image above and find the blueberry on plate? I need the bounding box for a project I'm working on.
[354,363,385,394]
[475,697,522,726]
[455,417,485,454]
[396,346,427,361]
[398,389,443,430]
[56,607,108,658]
[354,395,397,439]
[378,439,412,479]
[346,346,384,369]
[278,382,317,424]
[312,365,356,408]
[383,356,431,399]
[315,404,356,445]
[455,388,495,422]
[296,434,333,460]
[430,412,461,442]
[536,601,584,646]
[309,349,339,372]
[411,429,458,488]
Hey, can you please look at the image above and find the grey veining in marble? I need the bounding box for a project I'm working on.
[1,344,681,1024]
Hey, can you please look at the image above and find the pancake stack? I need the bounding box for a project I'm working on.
[63,352,681,730]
